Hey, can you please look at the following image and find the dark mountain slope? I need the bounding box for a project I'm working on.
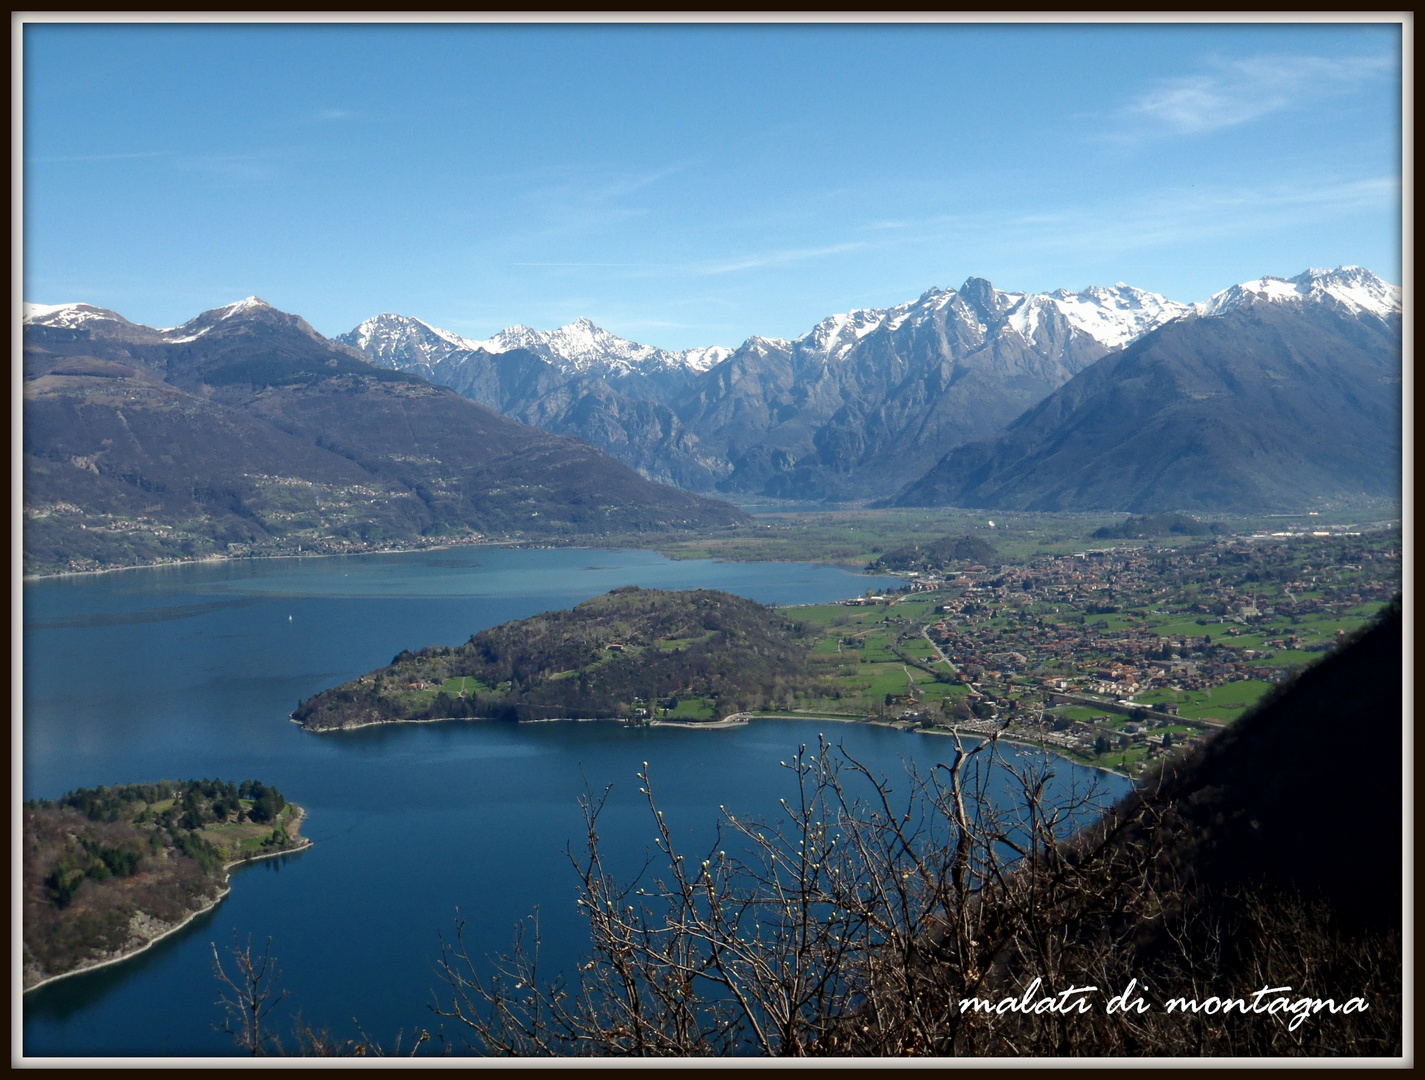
[894,301,1401,512]
[866,600,1405,1055]
[1131,599,1402,931]
[22,300,749,574]
[419,347,725,490]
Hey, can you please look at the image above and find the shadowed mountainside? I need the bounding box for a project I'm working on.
[893,301,1402,513]
[23,300,750,574]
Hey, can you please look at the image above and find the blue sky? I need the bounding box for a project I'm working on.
[21,19,1403,350]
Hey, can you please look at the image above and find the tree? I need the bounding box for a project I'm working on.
[212,934,289,1056]
[249,793,277,824]
[431,736,1130,1056]
[212,934,433,1057]
[428,732,1400,1056]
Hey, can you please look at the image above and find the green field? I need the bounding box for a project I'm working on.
[633,507,1392,569]
[662,697,718,721]
[1137,679,1275,722]
[197,802,305,858]
[439,675,493,695]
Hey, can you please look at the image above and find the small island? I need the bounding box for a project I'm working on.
[23,779,309,992]
[293,586,821,731]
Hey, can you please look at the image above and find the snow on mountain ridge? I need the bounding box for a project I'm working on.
[345,268,1384,379]
[161,296,278,342]
[459,317,730,376]
[679,345,735,370]
[23,302,137,329]
[25,297,289,342]
[1040,284,1193,349]
[1194,266,1401,320]
[798,307,894,358]
[336,313,481,369]
[787,279,1190,360]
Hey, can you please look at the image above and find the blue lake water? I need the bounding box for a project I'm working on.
[22,547,1130,1057]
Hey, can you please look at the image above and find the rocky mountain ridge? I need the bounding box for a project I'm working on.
[336,275,1209,500]
[891,283,1403,513]
[28,266,1400,514]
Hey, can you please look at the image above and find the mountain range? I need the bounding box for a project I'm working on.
[22,298,748,575]
[339,280,1195,498]
[24,265,1402,574]
[892,268,1402,512]
[337,267,1400,508]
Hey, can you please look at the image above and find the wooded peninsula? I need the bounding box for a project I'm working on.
[292,586,818,731]
[22,779,308,991]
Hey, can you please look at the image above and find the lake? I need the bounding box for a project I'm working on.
[22,546,1130,1057]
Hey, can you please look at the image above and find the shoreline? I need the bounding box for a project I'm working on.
[22,529,880,584]
[21,537,506,584]
[23,809,312,995]
[300,708,1131,778]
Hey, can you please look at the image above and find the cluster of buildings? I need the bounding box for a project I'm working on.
[887,533,1399,771]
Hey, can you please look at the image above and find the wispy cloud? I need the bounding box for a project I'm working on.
[512,261,668,269]
[495,240,883,289]
[315,108,355,121]
[813,176,1397,289]
[173,153,273,181]
[697,241,873,276]
[26,150,174,164]
[522,161,696,209]
[496,161,696,249]
[26,147,278,182]
[1116,52,1395,138]
[989,176,1399,265]
[591,161,693,201]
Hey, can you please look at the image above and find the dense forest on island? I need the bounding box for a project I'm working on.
[1091,513,1228,540]
[292,587,823,732]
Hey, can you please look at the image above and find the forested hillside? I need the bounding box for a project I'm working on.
[293,587,820,731]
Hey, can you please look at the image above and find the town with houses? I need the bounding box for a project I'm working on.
[827,525,1400,774]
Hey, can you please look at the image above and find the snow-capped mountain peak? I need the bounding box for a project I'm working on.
[161,296,280,342]
[24,297,290,342]
[23,301,138,330]
[214,296,270,319]
[335,313,479,370]
[353,316,736,378]
[1038,283,1193,349]
[1194,266,1401,320]
[678,345,735,371]
[22,301,174,345]
[787,278,1191,361]
[798,307,893,358]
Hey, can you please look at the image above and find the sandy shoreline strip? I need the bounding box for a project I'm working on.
[23,810,313,994]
